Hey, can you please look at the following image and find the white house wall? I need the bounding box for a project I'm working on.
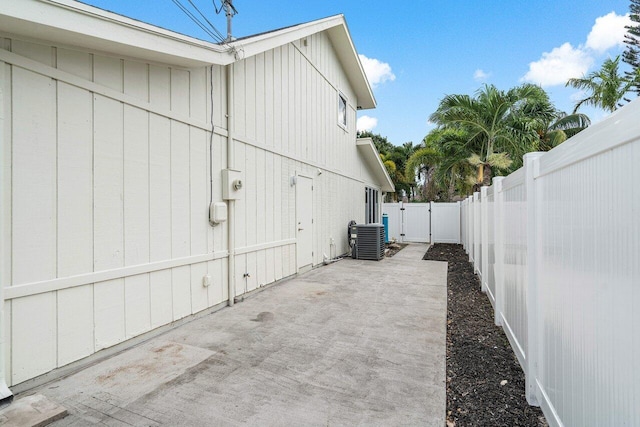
[230,32,377,280]
[0,26,380,388]
[0,37,230,386]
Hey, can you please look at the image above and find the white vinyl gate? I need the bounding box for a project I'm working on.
[383,202,460,244]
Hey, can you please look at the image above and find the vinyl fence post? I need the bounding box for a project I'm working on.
[525,152,543,406]
[473,192,480,275]
[480,186,489,292]
[492,177,504,327]
[467,195,473,261]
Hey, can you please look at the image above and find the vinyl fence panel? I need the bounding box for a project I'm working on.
[431,202,461,243]
[459,98,640,427]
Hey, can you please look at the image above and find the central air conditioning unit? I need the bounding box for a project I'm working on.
[351,224,385,260]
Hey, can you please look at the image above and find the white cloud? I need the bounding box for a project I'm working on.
[357,115,378,132]
[521,42,593,87]
[473,69,491,82]
[586,12,631,53]
[521,12,631,87]
[359,54,396,88]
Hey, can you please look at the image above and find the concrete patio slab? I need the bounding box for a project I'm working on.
[29,243,447,426]
[0,394,67,427]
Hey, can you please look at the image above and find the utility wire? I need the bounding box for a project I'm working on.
[171,0,225,43]
[212,0,224,14]
[186,0,226,41]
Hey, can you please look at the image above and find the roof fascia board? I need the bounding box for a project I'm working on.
[227,16,340,62]
[326,22,376,110]
[0,0,231,67]
[357,138,395,192]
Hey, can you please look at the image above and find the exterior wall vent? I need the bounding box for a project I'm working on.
[351,224,385,260]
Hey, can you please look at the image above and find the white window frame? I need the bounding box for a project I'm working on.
[338,92,347,130]
[365,187,379,224]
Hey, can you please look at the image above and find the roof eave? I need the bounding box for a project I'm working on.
[0,0,231,67]
[357,138,395,193]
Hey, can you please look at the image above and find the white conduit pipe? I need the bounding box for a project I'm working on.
[226,63,235,307]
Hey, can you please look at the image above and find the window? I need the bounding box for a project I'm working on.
[365,187,379,224]
[338,93,347,128]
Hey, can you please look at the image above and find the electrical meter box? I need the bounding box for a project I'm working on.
[222,169,243,200]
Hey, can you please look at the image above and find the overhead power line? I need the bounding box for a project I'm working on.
[170,0,227,43]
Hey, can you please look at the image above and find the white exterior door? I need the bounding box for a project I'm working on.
[296,175,313,272]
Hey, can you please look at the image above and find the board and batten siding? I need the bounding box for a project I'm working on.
[231,32,376,281]
[0,38,229,386]
[0,27,381,388]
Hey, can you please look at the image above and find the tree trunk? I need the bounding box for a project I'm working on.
[482,164,492,187]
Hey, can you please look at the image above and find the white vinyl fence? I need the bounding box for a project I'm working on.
[383,202,460,244]
[461,99,640,427]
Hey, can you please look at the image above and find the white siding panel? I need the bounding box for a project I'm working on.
[245,57,256,141]
[212,133,225,252]
[94,95,124,272]
[150,270,172,328]
[170,68,189,116]
[94,279,125,350]
[235,254,246,297]
[1,60,12,292]
[234,142,246,249]
[57,83,93,277]
[12,68,56,284]
[93,55,123,92]
[208,259,224,307]
[123,60,148,101]
[124,274,151,338]
[272,48,282,152]
[234,61,245,137]
[56,48,92,81]
[4,302,12,385]
[124,106,150,266]
[11,40,52,66]
[265,51,274,147]
[57,285,94,366]
[149,114,172,262]
[245,146,257,247]
[190,262,208,313]
[255,54,265,143]
[172,266,191,320]
[246,252,257,292]
[149,65,170,110]
[12,293,56,384]
[190,127,208,255]
[256,149,266,244]
[171,121,190,258]
[189,67,207,122]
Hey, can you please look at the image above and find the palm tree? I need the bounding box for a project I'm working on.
[429,84,544,189]
[405,145,441,201]
[535,112,591,151]
[566,55,640,112]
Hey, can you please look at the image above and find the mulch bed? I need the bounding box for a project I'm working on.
[424,243,547,427]
[385,242,408,257]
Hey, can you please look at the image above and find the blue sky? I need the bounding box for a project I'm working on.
[82,0,633,146]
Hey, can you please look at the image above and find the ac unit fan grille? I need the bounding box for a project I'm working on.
[352,224,385,260]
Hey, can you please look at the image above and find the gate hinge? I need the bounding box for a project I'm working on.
[400,208,405,211]
[400,233,405,236]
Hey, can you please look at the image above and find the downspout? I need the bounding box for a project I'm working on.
[226,63,235,307]
[0,63,14,407]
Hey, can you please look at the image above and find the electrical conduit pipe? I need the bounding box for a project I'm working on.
[226,63,235,307]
